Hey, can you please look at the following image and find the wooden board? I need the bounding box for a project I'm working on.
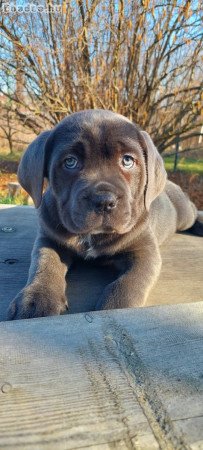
[0,205,203,321]
[0,302,203,449]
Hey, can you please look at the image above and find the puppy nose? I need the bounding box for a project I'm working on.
[92,192,117,213]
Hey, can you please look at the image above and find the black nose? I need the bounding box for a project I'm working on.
[92,192,118,213]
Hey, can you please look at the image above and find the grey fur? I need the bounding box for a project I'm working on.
[7,110,197,319]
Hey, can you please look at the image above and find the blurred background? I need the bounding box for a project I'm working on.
[0,0,202,207]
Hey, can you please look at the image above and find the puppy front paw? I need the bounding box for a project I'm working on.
[96,279,146,310]
[96,280,122,310]
[7,285,68,320]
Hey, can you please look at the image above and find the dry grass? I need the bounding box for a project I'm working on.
[168,171,203,210]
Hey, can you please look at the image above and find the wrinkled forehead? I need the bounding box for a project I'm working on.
[52,110,143,153]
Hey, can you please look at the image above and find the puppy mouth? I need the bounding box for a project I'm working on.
[90,226,116,235]
[59,192,132,235]
[59,208,130,235]
[70,210,132,235]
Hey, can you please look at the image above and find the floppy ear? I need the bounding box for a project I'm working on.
[141,131,167,211]
[18,130,51,208]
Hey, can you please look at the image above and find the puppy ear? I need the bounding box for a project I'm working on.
[18,130,51,208]
[141,131,167,211]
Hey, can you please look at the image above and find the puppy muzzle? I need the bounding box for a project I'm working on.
[60,181,132,234]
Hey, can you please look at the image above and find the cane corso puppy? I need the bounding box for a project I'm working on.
[7,109,201,319]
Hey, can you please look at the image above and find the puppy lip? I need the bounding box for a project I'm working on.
[91,230,104,235]
[62,205,132,235]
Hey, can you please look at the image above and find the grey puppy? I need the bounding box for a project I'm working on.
[7,109,200,320]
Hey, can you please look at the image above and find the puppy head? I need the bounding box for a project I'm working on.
[18,110,166,234]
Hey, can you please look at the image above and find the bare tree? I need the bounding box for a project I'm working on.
[0,98,18,153]
[0,67,35,152]
[0,98,35,152]
[0,0,202,152]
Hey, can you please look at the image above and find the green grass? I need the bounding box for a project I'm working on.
[0,152,22,162]
[164,156,203,175]
[0,195,28,205]
[0,196,14,204]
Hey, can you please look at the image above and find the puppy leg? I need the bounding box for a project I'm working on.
[96,232,162,310]
[7,235,71,320]
[165,181,197,231]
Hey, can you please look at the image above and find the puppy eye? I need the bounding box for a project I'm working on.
[64,156,78,169]
[122,155,135,169]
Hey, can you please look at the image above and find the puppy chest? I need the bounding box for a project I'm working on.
[77,235,98,259]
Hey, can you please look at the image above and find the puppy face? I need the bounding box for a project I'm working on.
[18,110,166,235]
[48,111,147,234]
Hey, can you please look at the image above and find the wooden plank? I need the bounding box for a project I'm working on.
[0,302,202,449]
[0,205,203,321]
[147,232,203,306]
[0,206,37,321]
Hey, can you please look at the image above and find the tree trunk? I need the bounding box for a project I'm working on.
[173,135,180,172]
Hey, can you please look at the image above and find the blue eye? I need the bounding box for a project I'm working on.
[122,155,135,169]
[64,156,78,169]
